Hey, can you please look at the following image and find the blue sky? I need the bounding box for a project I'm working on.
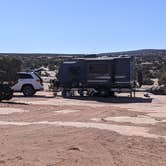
[0,0,165,53]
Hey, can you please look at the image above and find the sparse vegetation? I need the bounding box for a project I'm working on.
[0,49,166,85]
[0,56,22,83]
[159,72,166,85]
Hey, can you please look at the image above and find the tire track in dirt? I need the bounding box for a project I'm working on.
[0,120,165,139]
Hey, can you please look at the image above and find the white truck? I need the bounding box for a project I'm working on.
[12,72,44,96]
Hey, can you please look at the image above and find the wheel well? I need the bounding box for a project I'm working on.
[21,84,34,91]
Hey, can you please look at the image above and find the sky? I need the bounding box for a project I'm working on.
[0,0,165,54]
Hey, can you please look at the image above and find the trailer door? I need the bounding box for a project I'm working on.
[113,58,131,88]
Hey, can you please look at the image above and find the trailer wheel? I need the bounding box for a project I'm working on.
[96,89,115,97]
[96,88,109,97]
[78,90,84,97]
[62,90,67,97]
[109,91,115,97]
[62,90,73,98]
[99,90,108,97]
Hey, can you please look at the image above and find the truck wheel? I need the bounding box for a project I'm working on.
[22,85,36,97]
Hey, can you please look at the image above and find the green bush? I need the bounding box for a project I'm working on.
[143,79,154,85]
[159,72,166,85]
[0,56,22,83]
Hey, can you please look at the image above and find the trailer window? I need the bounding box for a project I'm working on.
[89,64,109,74]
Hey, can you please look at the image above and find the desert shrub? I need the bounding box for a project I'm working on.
[0,56,22,82]
[143,79,154,85]
[48,64,56,71]
[159,72,166,85]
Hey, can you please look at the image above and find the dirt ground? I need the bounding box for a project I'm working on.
[0,91,166,166]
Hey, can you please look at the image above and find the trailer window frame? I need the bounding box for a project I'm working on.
[88,63,109,75]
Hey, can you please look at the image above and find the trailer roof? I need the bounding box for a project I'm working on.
[75,55,131,61]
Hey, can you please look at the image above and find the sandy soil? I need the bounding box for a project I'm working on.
[0,91,166,166]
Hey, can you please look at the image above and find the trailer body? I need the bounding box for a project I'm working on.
[57,56,135,96]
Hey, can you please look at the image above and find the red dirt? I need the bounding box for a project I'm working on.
[0,91,166,166]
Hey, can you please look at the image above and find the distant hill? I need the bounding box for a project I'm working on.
[98,49,166,57]
[0,49,166,58]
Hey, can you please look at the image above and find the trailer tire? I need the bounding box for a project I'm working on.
[95,88,109,97]
[62,90,66,97]
[62,90,73,98]
[109,91,115,97]
[78,90,84,97]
